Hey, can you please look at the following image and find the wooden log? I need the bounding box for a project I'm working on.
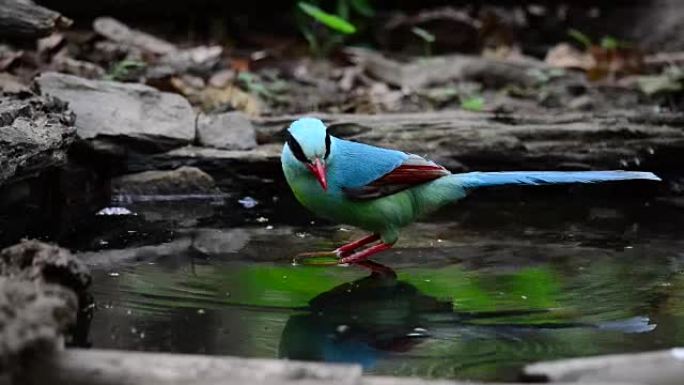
[346,47,560,89]
[252,111,684,172]
[0,0,72,40]
[142,110,681,191]
[93,17,176,55]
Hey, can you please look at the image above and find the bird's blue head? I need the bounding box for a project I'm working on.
[284,117,331,190]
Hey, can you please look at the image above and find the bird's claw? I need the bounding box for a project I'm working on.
[292,250,342,266]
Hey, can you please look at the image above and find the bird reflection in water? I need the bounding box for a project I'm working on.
[278,261,446,368]
[278,261,656,369]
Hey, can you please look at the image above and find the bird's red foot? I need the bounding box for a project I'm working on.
[338,242,393,264]
[293,233,381,265]
[292,250,340,265]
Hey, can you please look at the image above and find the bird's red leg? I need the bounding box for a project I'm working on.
[338,242,393,264]
[335,234,380,256]
[293,233,380,262]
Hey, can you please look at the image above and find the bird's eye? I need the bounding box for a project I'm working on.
[286,132,309,164]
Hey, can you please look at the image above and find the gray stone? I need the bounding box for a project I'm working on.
[24,348,641,385]
[347,47,560,89]
[147,45,223,79]
[76,238,193,268]
[191,228,250,255]
[0,277,76,373]
[0,0,72,40]
[35,72,195,144]
[93,17,176,55]
[33,348,363,385]
[525,348,684,385]
[0,240,91,294]
[77,228,250,267]
[111,166,219,196]
[197,111,257,150]
[0,92,76,187]
[0,240,87,376]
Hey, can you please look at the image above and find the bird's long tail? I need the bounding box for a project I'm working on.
[452,171,661,190]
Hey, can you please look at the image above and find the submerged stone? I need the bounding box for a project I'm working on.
[111,166,221,197]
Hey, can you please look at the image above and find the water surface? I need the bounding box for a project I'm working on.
[69,187,684,382]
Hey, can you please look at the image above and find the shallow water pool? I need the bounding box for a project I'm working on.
[67,187,684,382]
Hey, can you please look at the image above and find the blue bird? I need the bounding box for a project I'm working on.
[281,117,661,265]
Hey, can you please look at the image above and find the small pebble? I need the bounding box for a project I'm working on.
[96,207,135,216]
[238,196,258,209]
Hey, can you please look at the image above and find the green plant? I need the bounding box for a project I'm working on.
[637,66,684,96]
[296,0,373,56]
[567,29,629,51]
[460,96,485,112]
[567,28,592,49]
[298,2,356,34]
[411,27,435,56]
[104,59,145,81]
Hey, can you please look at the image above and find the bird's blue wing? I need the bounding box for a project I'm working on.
[331,138,450,200]
[330,138,409,189]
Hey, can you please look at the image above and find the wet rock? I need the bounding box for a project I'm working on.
[111,166,220,196]
[0,92,76,187]
[0,277,77,373]
[76,238,193,267]
[0,240,88,376]
[141,144,281,190]
[126,201,218,227]
[35,72,195,145]
[191,228,250,255]
[0,240,91,294]
[31,348,362,385]
[197,111,258,150]
[77,228,249,267]
[525,348,684,385]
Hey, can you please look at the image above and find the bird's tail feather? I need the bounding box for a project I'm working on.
[453,171,661,189]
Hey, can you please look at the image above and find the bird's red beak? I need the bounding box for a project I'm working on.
[306,158,327,191]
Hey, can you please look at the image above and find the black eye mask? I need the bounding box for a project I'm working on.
[286,131,309,164]
[324,132,331,159]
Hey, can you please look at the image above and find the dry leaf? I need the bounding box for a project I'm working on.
[545,43,595,70]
